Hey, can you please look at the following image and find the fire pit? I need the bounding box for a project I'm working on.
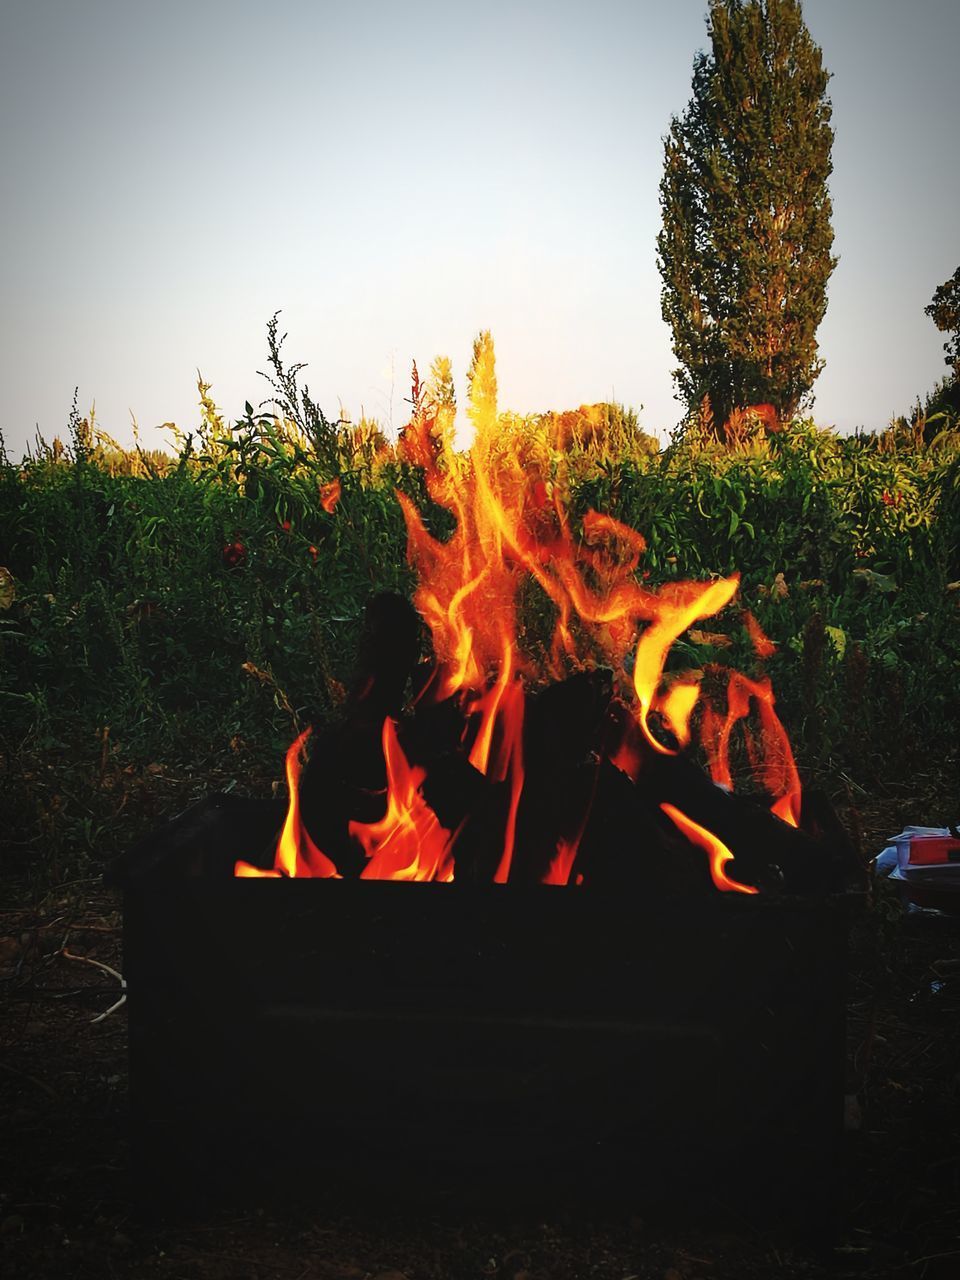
[112,361,863,1219]
[121,836,853,1220]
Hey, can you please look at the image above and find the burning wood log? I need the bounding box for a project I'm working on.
[573,760,712,896]
[523,668,614,769]
[504,670,614,885]
[633,746,849,894]
[296,592,426,877]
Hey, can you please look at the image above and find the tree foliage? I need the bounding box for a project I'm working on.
[657,0,837,427]
[926,266,960,381]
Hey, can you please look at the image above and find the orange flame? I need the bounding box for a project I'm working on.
[460,639,526,884]
[398,338,742,730]
[235,728,340,878]
[543,836,582,887]
[398,339,668,697]
[350,718,455,882]
[660,802,759,895]
[700,671,802,828]
[630,576,739,754]
[743,610,777,659]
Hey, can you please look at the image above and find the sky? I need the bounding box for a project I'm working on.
[1,0,958,459]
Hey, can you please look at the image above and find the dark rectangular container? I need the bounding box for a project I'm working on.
[124,877,851,1222]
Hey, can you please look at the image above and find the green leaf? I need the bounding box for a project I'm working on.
[824,626,846,658]
[852,567,898,594]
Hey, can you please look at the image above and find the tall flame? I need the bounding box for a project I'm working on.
[461,638,526,884]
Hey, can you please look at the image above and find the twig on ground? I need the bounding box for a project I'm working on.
[39,919,120,934]
[89,993,127,1025]
[60,947,123,984]
[60,946,126,1023]
[906,1248,960,1268]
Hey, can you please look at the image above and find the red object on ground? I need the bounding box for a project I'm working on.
[905,836,960,866]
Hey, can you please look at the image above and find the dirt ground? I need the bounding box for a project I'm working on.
[2,795,958,1280]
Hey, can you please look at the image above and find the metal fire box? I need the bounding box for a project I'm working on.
[123,865,853,1222]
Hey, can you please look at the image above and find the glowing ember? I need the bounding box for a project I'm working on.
[238,334,806,886]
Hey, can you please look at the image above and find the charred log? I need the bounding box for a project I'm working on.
[447,780,515,884]
[574,761,712,896]
[800,787,862,879]
[348,590,422,724]
[633,749,845,894]
[509,761,600,885]
[297,592,426,876]
[523,668,614,769]
[104,794,284,886]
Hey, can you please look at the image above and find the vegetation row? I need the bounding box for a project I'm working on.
[2,352,958,890]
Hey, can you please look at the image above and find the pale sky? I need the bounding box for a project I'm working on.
[1,0,957,458]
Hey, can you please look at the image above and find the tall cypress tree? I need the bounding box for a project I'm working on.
[657,0,836,428]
